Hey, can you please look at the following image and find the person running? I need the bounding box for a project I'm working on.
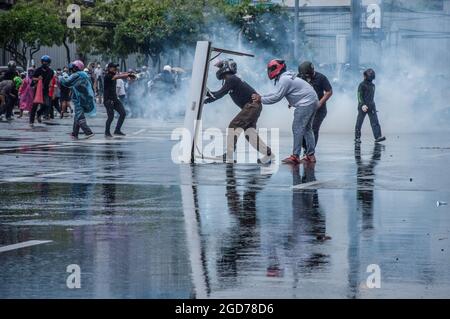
[355,68,386,144]
[298,61,333,149]
[30,55,54,125]
[204,59,274,164]
[252,59,319,165]
[59,60,96,140]
[103,62,134,138]
[60,66,72,118]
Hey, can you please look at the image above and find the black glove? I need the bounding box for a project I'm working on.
[204,97,216,104]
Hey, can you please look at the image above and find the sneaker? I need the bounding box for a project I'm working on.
[282,155,301,165]
[114,131,126,137]
[37,116,42,123]
[258,153,276,165]
[303,154,317,163]
[375,136,386,143]
[355,138,361,143]
[84,133,95,140]
[71,133,78,140]
[105,133,113,138]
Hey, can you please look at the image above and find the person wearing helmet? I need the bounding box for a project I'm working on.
[298,61,333,150]
[30,55,54,124]
[355,68,386,143]
[204,59,273,164]
[252,59,319,165]
[0,79,14,121]
[149,65,176,95]
[0,61,19,120]
[103,62,135,137]
[2,60,18,81]
[59,60,96,140]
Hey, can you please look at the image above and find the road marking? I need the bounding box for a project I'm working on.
[0,240,53,253]
[132,129,147,136]
[292,180,333,190]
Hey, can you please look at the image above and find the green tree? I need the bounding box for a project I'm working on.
[0,0,65,67]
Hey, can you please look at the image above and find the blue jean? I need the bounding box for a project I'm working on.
[292,102,318,156]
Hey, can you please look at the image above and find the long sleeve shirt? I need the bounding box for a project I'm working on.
[261,71,318,107]
[357,79,376,109]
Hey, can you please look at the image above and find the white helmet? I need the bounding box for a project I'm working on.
[163,65,172,72]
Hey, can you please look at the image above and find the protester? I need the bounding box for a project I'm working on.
[18,68,35,118]
[94,63,104,103]
[116,77,126,107]
[103,62,134,138]
[204,59,274,164]
[30,55,54,124]
[298,61,333,149]
[59,60,96,140]
[252,59,319,165]
[355,68,386,143]
[59,66,72,118]
[0,79,14,121]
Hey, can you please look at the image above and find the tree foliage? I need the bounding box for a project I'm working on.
[1,0,309,67]
[0,0,65,66]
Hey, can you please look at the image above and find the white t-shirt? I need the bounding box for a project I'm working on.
[116,79,126,97]
[94,67,103,79]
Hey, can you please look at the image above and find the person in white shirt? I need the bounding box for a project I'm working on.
[116,78,126,107]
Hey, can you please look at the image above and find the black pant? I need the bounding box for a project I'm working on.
[29,104,45,124]
[73,113,93,137]
[302,106,327,149]
[5,96,17,119]
[104,98,126,135]
[30,95,51,124]
[355,107,382,139]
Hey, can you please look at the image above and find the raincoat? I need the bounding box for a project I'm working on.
[19,76,35,112]
[59,71,96,119]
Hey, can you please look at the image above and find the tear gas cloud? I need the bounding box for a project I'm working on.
[136,10,450,135]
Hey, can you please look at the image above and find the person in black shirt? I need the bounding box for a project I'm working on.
[204,59,273,164]
[30,55,54,125]
[355,68,386,143]
[298,61,333,149]
[103,62,135,137]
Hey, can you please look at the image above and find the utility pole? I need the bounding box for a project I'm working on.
[350,0,361,74]
[294,0,299,61]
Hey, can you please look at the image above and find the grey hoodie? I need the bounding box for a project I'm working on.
[261,71,318,107]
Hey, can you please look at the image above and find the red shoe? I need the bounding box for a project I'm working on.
[303,154,316,163]
[282,155,301,165]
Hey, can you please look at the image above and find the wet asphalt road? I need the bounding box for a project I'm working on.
[0,110,450,299]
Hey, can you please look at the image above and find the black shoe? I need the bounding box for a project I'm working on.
[37,116,42,123]
[375,136,386,143]
[105,133,113,138]
[114,131,126,136]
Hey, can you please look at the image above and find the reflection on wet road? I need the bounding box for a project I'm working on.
[1,116,450,298]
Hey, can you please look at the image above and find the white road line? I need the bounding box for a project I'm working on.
[132,129,147,136]
[0,240,53,253]
[292,180,333,190]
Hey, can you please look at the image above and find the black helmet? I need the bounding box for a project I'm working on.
[215,59,237,80]
[364,68,376,81]
[7,60,16,69]
[298,61,314,80]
